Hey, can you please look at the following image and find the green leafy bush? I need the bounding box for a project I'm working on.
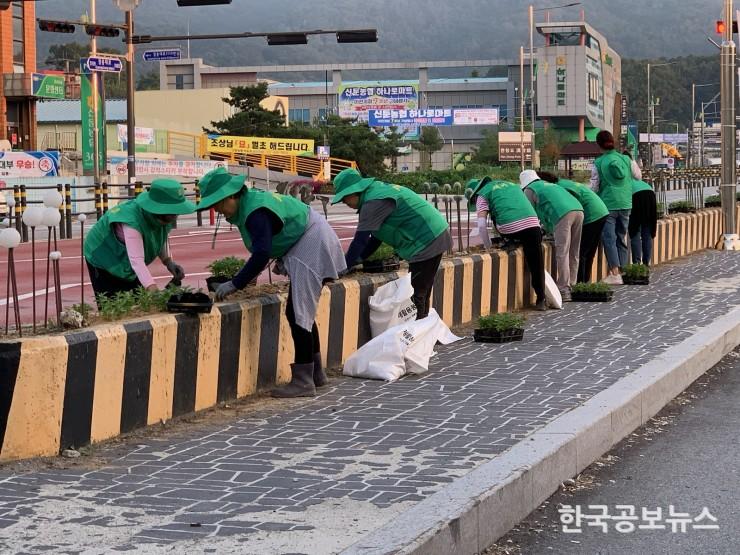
[571,282,613,294]
[668,200,694,213]
[622,263,650,279]
[207,256,246,279]
[705,195,721,207]
[366,243,397,262]
[477,312,526,332]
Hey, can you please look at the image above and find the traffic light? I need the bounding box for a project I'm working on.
[267,33,308,46]
[715,20,738,34]
[85,24,120,38]
[336,30,379,44]
[177,0,232,5]
[38,20,76,34]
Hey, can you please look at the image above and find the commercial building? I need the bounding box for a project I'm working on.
[535,20,622,142]
[0,1,38,150]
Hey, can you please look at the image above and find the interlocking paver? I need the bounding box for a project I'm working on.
[1,250,740,553]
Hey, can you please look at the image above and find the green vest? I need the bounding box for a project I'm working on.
[595,150,633,211]
[227,188,309,258]
[556,179,609,225]
[525,179,583,234]
[360,181,448,260]
[478,180,537,227]
[84,200,172,281]
[631,179,653,194]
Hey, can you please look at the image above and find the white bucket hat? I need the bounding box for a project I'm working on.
[519,169,540,189]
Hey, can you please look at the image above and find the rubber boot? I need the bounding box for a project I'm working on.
[271,363,316,398]
[313,352,328,387]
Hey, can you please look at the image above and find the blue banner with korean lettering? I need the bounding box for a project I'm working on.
[368,108,454,127]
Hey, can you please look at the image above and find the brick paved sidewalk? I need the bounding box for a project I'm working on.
[2,251,740,554]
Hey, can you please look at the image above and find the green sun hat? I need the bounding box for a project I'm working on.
[196,167,246,211]
[465,177,493,211]
[330,168,377,205]
[135,178,196,215]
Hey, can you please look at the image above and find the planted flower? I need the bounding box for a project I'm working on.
[206,256,246,292]
[571,282,614,302]
[473,312,526,343]
[363,243,400,273]
[622,263,650,285]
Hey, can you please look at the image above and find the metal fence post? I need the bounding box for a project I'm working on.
[102,182,109,213]
[95,182,102,218]
[19,185,28,242]
[64,183,73,238]
[57,183,66,239]
[195,180,202,227]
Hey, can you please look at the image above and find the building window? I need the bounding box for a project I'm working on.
[175,75,184,90]
[289,108,311,124]
[12,2,24,69]
[318,108,328,122]
[588,74,600,105]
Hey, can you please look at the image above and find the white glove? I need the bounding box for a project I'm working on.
[477,217,492,249]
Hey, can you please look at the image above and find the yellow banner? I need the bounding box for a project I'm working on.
[207,135,315,156]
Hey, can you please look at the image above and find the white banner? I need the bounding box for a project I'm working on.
[109,158,226,178]
[453,108,499,126]
[117,124,156,146]
[0,151,60,177]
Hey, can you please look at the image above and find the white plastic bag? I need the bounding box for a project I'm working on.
[368,274,417,337]
[544,270,563,309]
[343,309,462,382]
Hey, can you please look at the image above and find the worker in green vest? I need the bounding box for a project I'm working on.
[84,178,194,301]
[332,168,452,319]
[628,178,657,265]
[466,177,547,311]
[538,171,609,283]
[591,130,641,284]
[520,170,584,301]
[197,167,346,398]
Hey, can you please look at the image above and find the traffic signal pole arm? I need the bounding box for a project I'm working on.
[130,28,378,44]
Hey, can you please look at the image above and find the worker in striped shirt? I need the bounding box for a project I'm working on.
[467,177,547,311]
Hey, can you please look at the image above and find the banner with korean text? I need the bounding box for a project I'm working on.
[207,135,314,156]
[339,81,420,138]
[0,151,60,177]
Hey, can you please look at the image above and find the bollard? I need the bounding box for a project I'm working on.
[210,207,215,226]
[57,184,66,239]
[195,180,203,227]
[102,182,109,213]
[13,185,21,235]
[64,184,73,238]
[94,182,102,218]
[19,185,28,242]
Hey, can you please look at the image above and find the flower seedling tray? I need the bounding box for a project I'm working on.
[167,292,213,315]
[473,328,525,343]
[571,290,614,302]
[363,258,401,273]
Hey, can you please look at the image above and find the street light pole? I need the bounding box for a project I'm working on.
[125,10,136,184]
[90,0,100,185]
[719,0,737,249]
[529,4,535,168]
[520,45,525,171]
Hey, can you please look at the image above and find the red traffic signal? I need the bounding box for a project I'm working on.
[85,24,120,38]
[715,20,738,34]
[38,20,76,34]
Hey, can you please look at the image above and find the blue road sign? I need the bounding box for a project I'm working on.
[143,49,182,62]
[86,56,123,73]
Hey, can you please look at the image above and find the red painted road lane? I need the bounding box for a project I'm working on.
[1,215,473,326]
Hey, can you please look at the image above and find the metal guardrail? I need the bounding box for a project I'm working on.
[643,167,721,210]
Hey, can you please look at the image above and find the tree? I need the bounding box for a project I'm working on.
[536,127,569,168]
[413,127,443,170]
[45,42,88,71]
[137,71,159,91]
[382,126,406,171]
[471,129,499,164]
[206,83,287,135]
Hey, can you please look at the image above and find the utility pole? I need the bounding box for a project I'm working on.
[719,0,738,249]
[529,4,535,167]
[646,63,651,167]
[90,0,100,185]
[520,45,525,171]
[125,10,136,183]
